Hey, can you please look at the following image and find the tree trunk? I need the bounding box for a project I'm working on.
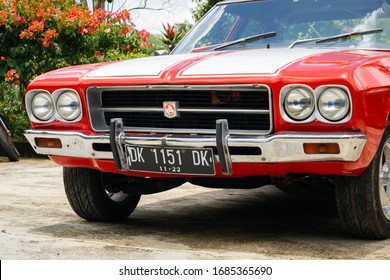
[93,0,105,10]
[80,0,88,8]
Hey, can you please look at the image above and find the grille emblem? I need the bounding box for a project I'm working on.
[163,101,179,119]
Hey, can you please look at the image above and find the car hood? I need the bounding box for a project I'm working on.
[30,48,389,85]
[86,49,324,78]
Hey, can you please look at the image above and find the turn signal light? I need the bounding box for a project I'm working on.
[35,138,62,148]
[303,143,340,154]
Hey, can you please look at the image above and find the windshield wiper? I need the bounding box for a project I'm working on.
[289,37,321,49]
[212,31,277,51]
[316,28,383,44]
[289,28,383,49]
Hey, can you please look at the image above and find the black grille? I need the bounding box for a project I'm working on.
[87,86,272,135]
[104,111,270,131]
[101,90,269,110]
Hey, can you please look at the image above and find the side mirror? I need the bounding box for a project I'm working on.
[154,50,169,56]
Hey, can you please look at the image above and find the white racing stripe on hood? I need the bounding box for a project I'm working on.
[86,54,200,78]
[178,49,328,77]
[86,49,328,79]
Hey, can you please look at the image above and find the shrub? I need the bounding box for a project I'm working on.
[0,0,152,141]
[0,82,29,141]
[192,0,222,21]
[0,0,151,99]
[160,22,192,52]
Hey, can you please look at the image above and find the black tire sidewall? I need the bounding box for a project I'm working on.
[369,125,390,231]
[0,128,19,161]
[336,123,390,239]
[63,167,141,222]
[95,171,141,219]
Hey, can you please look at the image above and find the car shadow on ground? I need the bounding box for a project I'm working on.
[30,185,388,259]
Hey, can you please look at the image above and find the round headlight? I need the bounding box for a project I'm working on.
[318,88,350,122]
[56,91,81,121]
[283,87,315,121]
[31,92,54,121]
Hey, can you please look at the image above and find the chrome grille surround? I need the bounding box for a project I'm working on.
[86,85,273,135]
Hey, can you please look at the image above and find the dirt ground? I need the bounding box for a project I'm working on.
[1,157,390,260]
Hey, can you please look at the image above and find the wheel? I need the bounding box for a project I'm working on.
[0,126,19,162]
[335,123,390,239]
[63,167,141,222]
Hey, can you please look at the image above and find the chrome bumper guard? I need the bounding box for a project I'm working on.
[25,118,367,176]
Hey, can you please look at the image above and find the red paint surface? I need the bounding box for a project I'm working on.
[27,49,390,177]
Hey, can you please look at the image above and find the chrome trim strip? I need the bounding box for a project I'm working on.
[100,108,269,114]
[99,127,270,136]
[88,84,270,91]
[25,129,367,164]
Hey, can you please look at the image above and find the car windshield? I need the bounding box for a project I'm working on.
[172,0,390,54]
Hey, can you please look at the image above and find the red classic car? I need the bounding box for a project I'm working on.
[25,0,390,239]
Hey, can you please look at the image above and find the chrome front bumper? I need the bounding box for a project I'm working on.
[25,119,367,175]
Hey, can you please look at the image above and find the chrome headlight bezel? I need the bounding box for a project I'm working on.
[54,90,82,122]
[26,89,83,123]
[26,90,55,123]
[280,85,316,123]
[317,87,351,122]
[280,84,352,124]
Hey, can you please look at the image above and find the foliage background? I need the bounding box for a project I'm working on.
[192,0,221,21]
[0,0,219,141]
[0,0,152,141]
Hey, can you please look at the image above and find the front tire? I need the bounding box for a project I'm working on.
[335,123,390,239]
[63,167,141,222]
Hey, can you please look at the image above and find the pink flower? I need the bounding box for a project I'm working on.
[94,51,104,60]
[44,29,58,40]
[28,20,44,33]
[113,10,130,22]
[40,29,58,48]
[17,16,26,24]
[122,26,133,35]
[20,30,34,39]
[94,8,107,22]
[4,69,19,84]
[0,10,7,26]
[139,29,150,43]
[41,40,51,48]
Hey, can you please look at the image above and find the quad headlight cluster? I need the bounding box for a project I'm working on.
[26,89,82,123]
[280,85,351,123]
